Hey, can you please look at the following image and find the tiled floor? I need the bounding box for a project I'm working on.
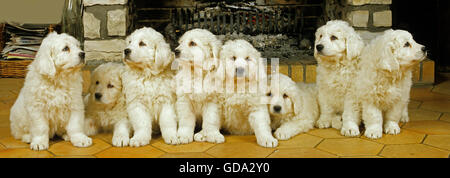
[0,78,449,158]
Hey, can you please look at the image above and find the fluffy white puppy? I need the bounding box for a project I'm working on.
[122,27,178,146]
[345,29,426,139]
[10,32,92,150]
[264,74,318,140]
[174,29,224,144]
[314,20,364,130]
[216,39,276,147]
[84,62,131,147]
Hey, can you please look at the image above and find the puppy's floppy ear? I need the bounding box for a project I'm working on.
[345,30,364,61]
[379,41,399,72]
[286,84,303,116]
[154,40,174,69]
[34,32,57,76]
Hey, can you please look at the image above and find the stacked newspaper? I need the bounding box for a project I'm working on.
[1,23,49,60]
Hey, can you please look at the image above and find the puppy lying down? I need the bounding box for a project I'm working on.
[84,62,131,147]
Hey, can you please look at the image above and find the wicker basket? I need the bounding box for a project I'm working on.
[0,60,32,78]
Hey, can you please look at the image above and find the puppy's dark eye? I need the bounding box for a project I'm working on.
[245,56,250,61]
[283,94,288,99]
[267,92,272,97]
[107,84,114,88]
[232,56,236,61]
[189,41,196,47]
[330,36,338,41]
[95,81,99,85]
[404,42,411,48]
[62,46,70,52]
[139,41,146,47]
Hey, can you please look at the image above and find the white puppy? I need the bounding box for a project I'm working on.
[84,62,131,147]
[217,39,276,147]
[122,27,178,146]
[265,74,318,140]
[10,32,92,150]
[345,29,426,139]
[174,29,224,144]
[314,20,364,131]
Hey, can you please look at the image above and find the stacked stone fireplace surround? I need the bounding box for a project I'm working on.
[82,0,434,85]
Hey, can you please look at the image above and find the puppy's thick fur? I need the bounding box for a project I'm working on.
[265,74,318,140]
[314,20,364,130]
[174,29,224,144]
[216,39,276,147]
[84,62,131,147]
[122,27,177,146]
[10,32,92,150]
[344,30,426,139]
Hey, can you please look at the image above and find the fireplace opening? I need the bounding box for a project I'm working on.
[130,0,328,63]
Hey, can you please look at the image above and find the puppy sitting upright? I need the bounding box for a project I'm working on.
[314,20,364,132]
[84,62,131,147]
[347,30,426,139]
[10,32,92,150]
[174,29,224,144]
[122,27,178,146]
[265,74,319,140]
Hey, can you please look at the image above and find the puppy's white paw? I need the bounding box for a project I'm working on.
[130,134,150,147]
[274,127,296,140]
[400,115,409,123]
[70,134,92,147]
[30,136,49,151]
[22,134,31,143]
[256,135,278,148]
[177,128,194,144]
[341,122,360,137]
[384,121,401,135]
[316,116,331,128]
[163,135,179,145]
[331,117,343,130]
[112,135,130,147]
[62,134,70,141]
[194,130,225,143]
[364,125,383,139]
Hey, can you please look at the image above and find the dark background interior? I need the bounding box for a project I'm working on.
[392,0,450,73]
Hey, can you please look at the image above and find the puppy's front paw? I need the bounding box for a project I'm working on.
[341,122,360,137]
[177,128,194,144]
[256,135,278,148]
[129,134,150,147]
[400,115,409,123]
[331,117,343,130]
[384,121,401,135]
[194,130,225,143]
[364,125,383,139]
[112,135,130,147]
[316,116,331,128]
[70,134,92,147]
[274,127,296,140]
[163,135,179,145]
[30,136,49,151]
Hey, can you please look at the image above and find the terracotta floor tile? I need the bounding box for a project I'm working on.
[0,137,29,149]
[340,155,383,158]
[440,113,450,123]
[420,100,450,113]
[432,80,450,96]
[0,148,54,158]
[0,102,10,116]
[152,139,216,153]
[410,87,450,101]
[408,100,422,109]
[316,138,384,156]
[408,109,442,121]
[95,145,164,158]
[223,135,257,143]
[55,155,97,158]
[380,144,449,158]
[363,129,425,144]
[277,134,323,148]
[403,121,450,135]
[268,148,337,158]
[206,142,275,158]
[0,127,11,138]
[48,138,111,156]
[0,115,10,128]
[307,128,348,138]
[159,152,214,158]
[423,135,450,151]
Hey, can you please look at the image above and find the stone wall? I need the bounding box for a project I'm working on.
[83,0,128,63]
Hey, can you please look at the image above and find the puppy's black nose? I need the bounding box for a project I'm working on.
[79,52,85,59]
[95,93,102,100]
[174,49,181,58]
[421,46,426,52]
[124,48,131,56]
[236,67,245,77]
[273,105,282,113]
[316,44,324,52]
